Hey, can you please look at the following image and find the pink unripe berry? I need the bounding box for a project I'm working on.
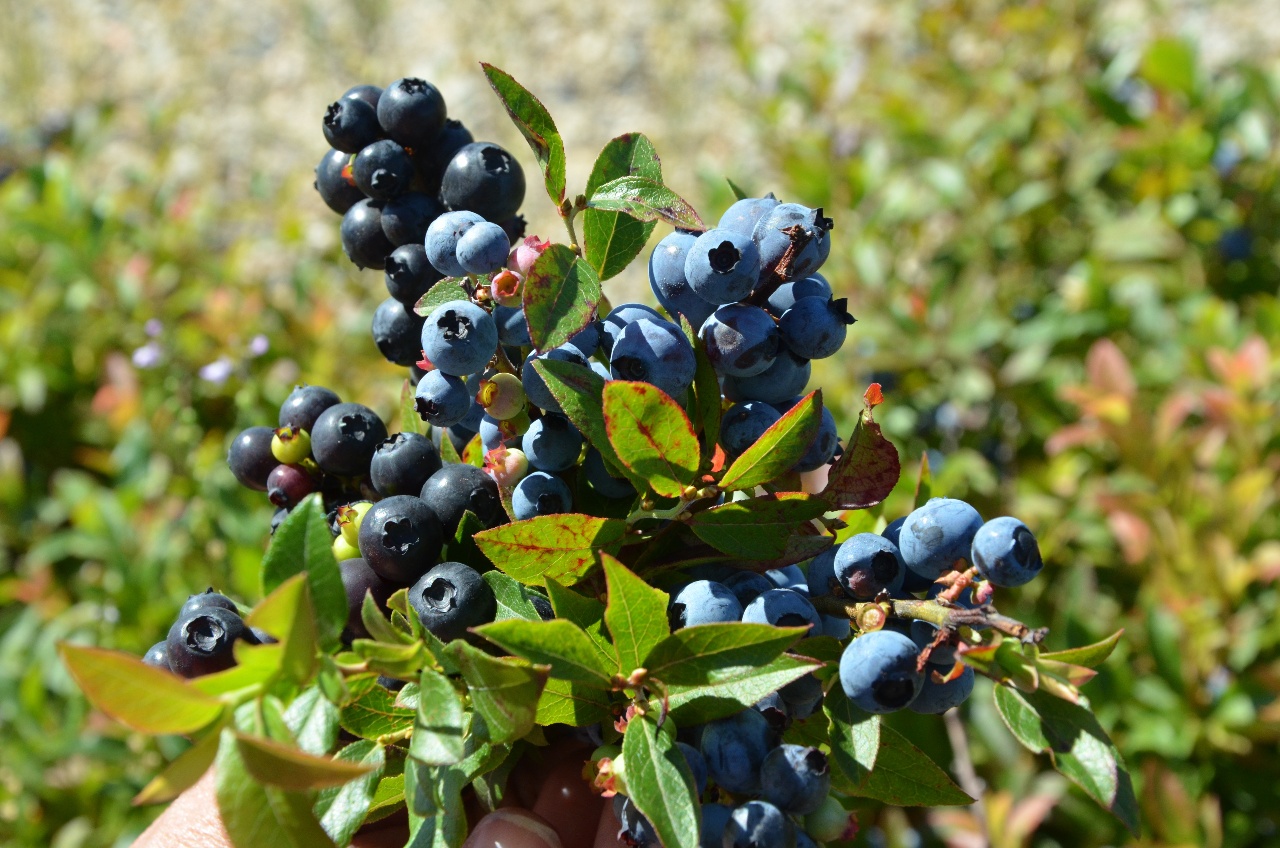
[485,446,529,489]
[509,235,551,277]
[491,269,523,307]
[477,372,526,420]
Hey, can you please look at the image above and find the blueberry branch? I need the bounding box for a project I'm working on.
[809,596,1048,643]
[560,198,581,254]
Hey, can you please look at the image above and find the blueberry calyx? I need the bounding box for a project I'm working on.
[708,241,742,273]
[437,310,474,342]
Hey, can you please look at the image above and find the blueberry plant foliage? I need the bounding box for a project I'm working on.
[62,65,1136,846]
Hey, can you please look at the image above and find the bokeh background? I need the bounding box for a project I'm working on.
[2,0,1278,845]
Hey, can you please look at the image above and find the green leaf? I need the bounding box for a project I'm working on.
[215,729,336,848]
[822,405,901,510]
[719,391,822,492]
[583,133,662,280]
[532,357,625,475]
[260,494,346,648]
[462,431,485,467]
[410,669,466,765]
[545,578,615,663]
[315,741,385,846]
[235,732,376,790]
[339,676,416,740]
[824,686,881,788]
[536,678,615,726]
[1039,630,1124,669]
[725,177,749,200]
[474,513,627,585]
[587,176,705,230]
[58,643,223,735]
[400,378,423,436]
[912,451,932,509]
[688,493,830,560]
[1140,37,1198,97]
[481,63,566,204]
[246,573,319,684]
[361,591,415,646]
[603,555,670,676]
[351,638,429,680]
[602,380,701,498]
[133,728,222,805]
[445,509,492,572]
[448,642,548,744]
[483,570,545,622]
[994,686,1139,834]
[643,623,807,686]
[854,723,973,807]
[523,243,601,352]
[283,687,339,757]
[623,714,700,848]
[682,315,721,466]
[437,421,463,465]
[665,653,819,726]
[476,619,618,688]
[414,278,471,319]
[188,642,285,699]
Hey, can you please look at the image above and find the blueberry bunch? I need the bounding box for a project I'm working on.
[142,590,269,678]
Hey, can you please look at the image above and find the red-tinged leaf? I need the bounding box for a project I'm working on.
[822,405,901,510]
[59,643,224,735]
[864,383,884,407]
[681,314,721,466]
[688,493,831,560]
[583,133,662,280]
[602,380,700,498]
[462,432,485,468]
[481,63,566,204]
[531,357,624,476]
[719,391,823,492]
[586,176,705,230]
[524,244,602,352]
[474,514,628,585]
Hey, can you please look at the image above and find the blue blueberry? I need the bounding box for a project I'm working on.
[494,305,532,346]
[676,741,708,795]
[779,296,855,360]
[720,401,781,457]
[599,302,664,356]
[454,221,511,275]
[352,139,413,200]
[521,414,582,472]
[408,561,496,643]
[567,320,603,358]
[684,227,761,305]
[971,516,1044,588]
[833,533,906,600]
[511,471,572,520]
[908,665,976,714]
[722,351,810,404]
[753,204,832,281]
[765,565,809,595]
[583,448,636,500]
[699,304,780,378]
[649,230,716,330]
[765,274,832,317]
[725,801,795,848]
[381,192,444,247]
[722,571,775,607]
[791,403,838,472]
[414,371,471,431]
[898,498,984,580]
[911,583,977,667]
[478,414,512,453]
[614,796,658,847]
[425,210,484,278]
[760,744,831,815]
[881,516,906,546]
[421,300,498,377]
[699,803,733,848]
[779,673,824,720]
[718,194,780,237]
[669,580,743,629]
[609,318,697,400]
[820,615,851,639]
[838,629,924,713]
[742,589,820,636]
[805,547,840,598]
[700,708,775,794]
[522,344,589,414]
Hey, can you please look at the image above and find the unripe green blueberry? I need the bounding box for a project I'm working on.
[271,426,312,465]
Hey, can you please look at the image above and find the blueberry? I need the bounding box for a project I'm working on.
[227,426,278,491]
[971,516,1044,587]
[315,148,363,215]
[699,304,780,378]
[311,403,388,477]
[609,318,697,400]
[753,204,832,282]
[779,296,855,360]
[376,77,447,149]
[179,589,240,618]
[805,547,840,597]
[898,498,984,580]
[669,580,743,629]
[881,516,906,546]
[279,384,341,432]
[522,345,589,414]
[833,533,906,600]
[742,589,820,636]
[352,139,414,200]
[684,227,761,305]
[414,370,471,428]
[267,463,318,509]
[408,561,495,642]
[820,615,852,640]
[412,118,473,190]
[340,557,404,641]
[676,740,708,795]
[720,401,781,457]
[599,302,665,356]
[700,802,733,848]
[754,691,790,730]
[838,629,924,713]
[142,641,170,671]
[908,665,976,714]
[478,414,513,453]
[765,565,810,595]
[760,744,831,815]
[419,462,502,532]
[440,142,526,223]
[421,300,498,377]
[521,414,583,472]
[614,796,659,848]
[765,274,832,317]
[648,230,716,330]
[721,350,810,405]
[494,305,532,347]
[382,192,445,247]
[700,708,775,794]
[372,297,426,366]
[166,606,250,678]
[341,198,395,270]
[425,210,485,278]
[370,432,442,498]
[583,448,636,500]
[567,320,603,358]
[511,471,572,520]
[725,800,795,848]
[778,673,824,720]
[322,96,381,154]
[341,83,382,109]
[794,404,838,472]
[722,571,775,607]
[455,221,511,275]
[718,194,780,237]
[357,495,443,584]
[385,244,443,307]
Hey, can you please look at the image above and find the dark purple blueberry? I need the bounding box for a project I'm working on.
[411,119,474,192]
[279,384,341,432]
[377,77,447,149]
[370,432,443,498]
[315,148,363,215]
[382,192,445,247]
[408,561,495,642]
[227,426,277,491]
[322,97,382,154]
[166,607,251,678]
[352,139,414,200]
[357,495,443,584]
[341,198,395,270]
[342,84,382,109]
[311,403,388,477]
[439,142,526,223]
[266,464,318,509]
[142,641,171,671]
[372,297,427,367]
[385,243,443,307]
[341,557,405,641]
[418,463,501,533]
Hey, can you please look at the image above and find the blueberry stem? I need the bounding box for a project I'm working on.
[560,199,581,255]
[809,596,1048,643]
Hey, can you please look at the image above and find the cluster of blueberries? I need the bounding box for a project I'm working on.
[141,589,272,678]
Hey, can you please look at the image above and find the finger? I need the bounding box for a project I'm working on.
[592,798,627,848]
[531,758,605,848]
[463,808,564,848]
[131,769,234,848]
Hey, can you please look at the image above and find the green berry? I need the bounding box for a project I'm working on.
[271,426,312,465]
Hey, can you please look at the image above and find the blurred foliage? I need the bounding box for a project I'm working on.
[1,0,1278,845]
[711,0,1280,845]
